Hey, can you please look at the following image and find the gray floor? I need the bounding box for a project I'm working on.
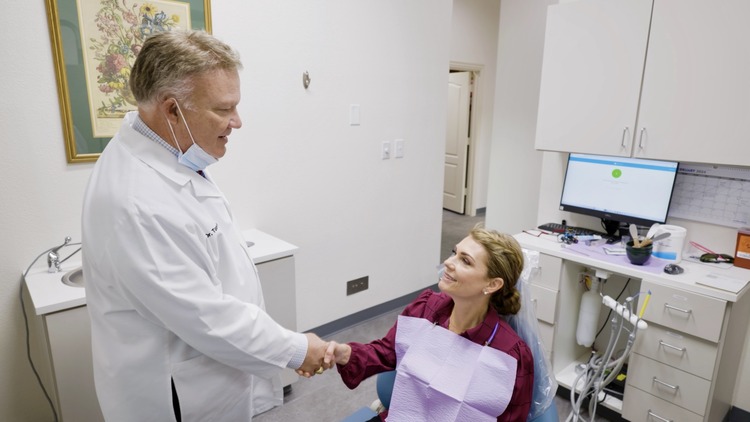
[255,210,612,421]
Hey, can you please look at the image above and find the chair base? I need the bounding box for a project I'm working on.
[340,407,377,422]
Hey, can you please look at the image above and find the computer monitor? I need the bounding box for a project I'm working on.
[559,153,679,228]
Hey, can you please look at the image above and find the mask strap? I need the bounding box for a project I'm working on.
[173,100,198,147]
[165,117,182,153]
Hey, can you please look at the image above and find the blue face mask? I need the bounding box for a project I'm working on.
[165,100,218,172]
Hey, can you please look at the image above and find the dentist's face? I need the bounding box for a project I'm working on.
[176,68,242,158]
[439,236,495,300]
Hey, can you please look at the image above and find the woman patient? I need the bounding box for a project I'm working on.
[327,227,534,421]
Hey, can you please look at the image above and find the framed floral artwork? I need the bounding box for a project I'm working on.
[45,0,212,163]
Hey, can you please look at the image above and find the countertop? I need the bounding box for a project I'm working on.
[516,232,750,303]
[24,229,298,316]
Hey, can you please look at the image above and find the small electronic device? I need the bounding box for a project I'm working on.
[559,153,679,228]
[664,264,684,275]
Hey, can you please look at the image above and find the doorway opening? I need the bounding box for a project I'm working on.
[440,63,485,263]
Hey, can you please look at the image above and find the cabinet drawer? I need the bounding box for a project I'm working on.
[537,254,562,290]
[634,321,718,380]
[528,284,558,324]
[640,281,726,342]
[537,321,554,362]
[627,353,710,415]
[622,384,703,422]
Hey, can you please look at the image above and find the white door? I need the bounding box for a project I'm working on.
[443,71,471,213]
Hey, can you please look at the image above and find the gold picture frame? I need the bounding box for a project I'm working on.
[46,0,212,163]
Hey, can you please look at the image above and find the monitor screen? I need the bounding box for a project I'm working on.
[559,153,679,227]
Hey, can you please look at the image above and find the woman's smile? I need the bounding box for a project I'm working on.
[441,271,457,284]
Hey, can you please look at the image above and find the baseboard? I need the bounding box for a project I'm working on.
[725,406,750,422]
[308,284,439,338]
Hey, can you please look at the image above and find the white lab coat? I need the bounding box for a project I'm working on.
[82,112,304,422]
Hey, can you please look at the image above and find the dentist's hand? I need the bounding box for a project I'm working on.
[297,333,333,378]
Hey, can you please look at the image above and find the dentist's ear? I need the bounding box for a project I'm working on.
[159,98,180,124]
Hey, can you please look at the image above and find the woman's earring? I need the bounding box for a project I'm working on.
[483,289,489,295]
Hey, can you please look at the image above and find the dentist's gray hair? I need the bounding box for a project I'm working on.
[130,30,242,110]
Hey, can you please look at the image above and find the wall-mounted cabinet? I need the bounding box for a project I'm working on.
[535,0,750,166]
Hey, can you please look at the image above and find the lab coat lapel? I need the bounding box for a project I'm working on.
[117,113,223,199]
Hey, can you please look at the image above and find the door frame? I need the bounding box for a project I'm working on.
[448,61,483,216]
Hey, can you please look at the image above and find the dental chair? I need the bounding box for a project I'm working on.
[341,250,557,422]
[340,371,395,422]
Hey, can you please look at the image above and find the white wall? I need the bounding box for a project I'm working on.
[485,0,555,235]
[487,0,750,413]
[0,1,452,420]
[449,0,501,214]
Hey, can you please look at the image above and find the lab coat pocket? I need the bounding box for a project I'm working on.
[171,354,253,422]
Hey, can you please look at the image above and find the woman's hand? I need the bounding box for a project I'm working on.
[295,340,352,377]
[325,341,352,366]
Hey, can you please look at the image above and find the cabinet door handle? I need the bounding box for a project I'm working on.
[658,340,686,353]
[638,127,646,149]
[652,377,679,392]
[664,303,692,315]
[621,127,630,148]
[647,410,673,422]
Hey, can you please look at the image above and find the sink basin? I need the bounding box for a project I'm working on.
[61,266,84,288]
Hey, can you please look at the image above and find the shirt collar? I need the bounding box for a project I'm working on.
[434,297,502,344]
[132,114,179,158]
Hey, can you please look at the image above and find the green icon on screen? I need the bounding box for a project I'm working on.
[612,169,622,178]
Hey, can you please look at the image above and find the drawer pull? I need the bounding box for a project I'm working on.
[664,303,692,315]
[658,340,686,353]
[652,377,679,392]
[647,410,673,422]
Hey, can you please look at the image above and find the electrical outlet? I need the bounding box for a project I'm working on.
[346,276,369,295]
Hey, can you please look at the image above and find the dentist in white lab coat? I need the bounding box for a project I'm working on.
[82,30,332,422]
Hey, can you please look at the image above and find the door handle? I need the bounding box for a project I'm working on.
[638,127,646,149]
[621,127,630,149]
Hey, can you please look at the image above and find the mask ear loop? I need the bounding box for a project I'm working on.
[172,100,199,148]
[165,122,181,154]
[164,99,185,153]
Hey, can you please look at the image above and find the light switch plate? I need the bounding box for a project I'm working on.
[394,139,404,158]
[349,104,360,126]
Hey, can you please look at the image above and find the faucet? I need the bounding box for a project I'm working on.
[47,236,72,273]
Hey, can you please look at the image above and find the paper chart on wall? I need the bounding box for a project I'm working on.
[668,163,750,228]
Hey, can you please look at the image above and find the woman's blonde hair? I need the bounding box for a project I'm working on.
[470,225,524,315]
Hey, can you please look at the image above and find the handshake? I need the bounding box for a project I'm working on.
[296,333,351,377]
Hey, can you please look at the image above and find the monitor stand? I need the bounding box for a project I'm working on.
[601,219,623,243]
